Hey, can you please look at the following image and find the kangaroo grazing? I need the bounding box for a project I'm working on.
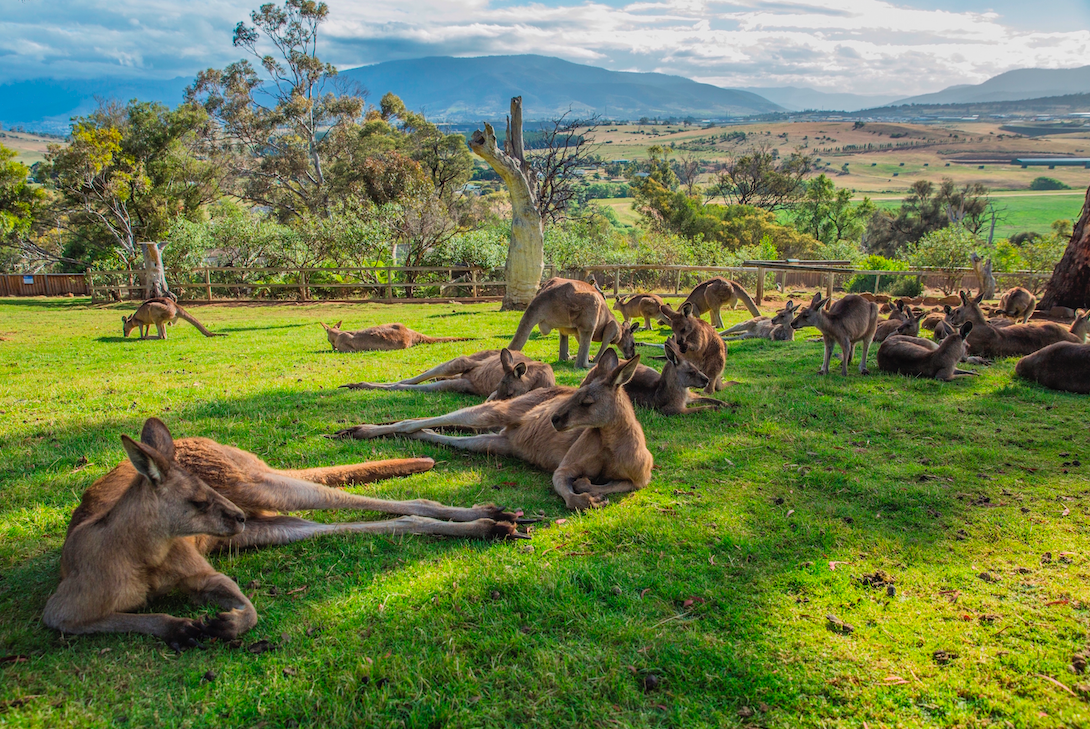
[320,321,470,352]
[790,292,878,376]
[44,419,524,649]
[681,277,762,328]
[721,301,798,341]
[1016,342,1090,394]
[123,299,225,339]
[998,286,1037,324]
[875,307,922,343]
[613,293,667,330]
[586,342,725,415]
[877,322,978,381]
[508,277,621,369]
[946,291,1089,359]
[659,302,727,393]
[337,356,654,511]
[341,349,554,401]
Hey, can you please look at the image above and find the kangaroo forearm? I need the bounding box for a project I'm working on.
[282,458,435,485]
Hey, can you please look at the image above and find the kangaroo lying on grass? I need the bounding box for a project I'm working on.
[790,293,878,376]
[613,293,666,330]
[341,349,555,401]
[875,307,922,343]
[681,277,761,328]
[1016,342,1090,394]
[877,322,977,381]
[998,286,1037,324]
[659,302,727,393]
[586,342,725,415]
[946,291,1089,358]
[509,277,621,369]
[720,301,798,342]
[337,356,653,511]
[44,418,523,649]
[320,321,470,352]
[123,299,225,339]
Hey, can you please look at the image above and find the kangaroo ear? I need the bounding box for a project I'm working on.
[596,347,619,375]
[335,320,342,329]
[959,321,973,337]
[821,297,833,310]
[943,304,952,314]
[611,355,641,388]
[680,302,695,318]
[121,435,171,486]
[140,417,175,461]
[659,303,676,319]
[513,362,527,379]
[959,290,969,303]
[500,348,514,372]
[811,292,823,307]
[785,300,794,311]
[974,291,984,304]
[664,340,679,365]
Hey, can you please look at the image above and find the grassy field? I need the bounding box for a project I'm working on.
[871,192,1085,239]
[1,297,1089,728]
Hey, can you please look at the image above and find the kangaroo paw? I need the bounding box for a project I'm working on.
[490,521,530,540]
[165,617,206,652]
[202,610,246,641]
[339,382,373,390]
[473,503,525,522]
[564,492,607,511]
[333,424,383,440]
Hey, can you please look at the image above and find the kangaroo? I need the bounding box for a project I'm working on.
[875,307,923,343]
[586,342,725,415]
[721,300,798,342]
[998,286,1037,324]
[1016,342,1090,394]
[320,321,470,353]
[43,419,524,649]
[123,299,225,339]
[877,322,978,381]
[337,356,653,511]
[508,277,621,369]
[790,292,878,376]
[341,349,555,401]
[681,277,762,328]
[659,302,727,393]
[946,291,1089,358]
[613,293,667,330]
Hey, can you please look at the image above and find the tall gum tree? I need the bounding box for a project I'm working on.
[469,97,544,311]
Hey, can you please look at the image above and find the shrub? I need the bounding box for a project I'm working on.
[890,276,923,297]
[1029,177,1070,191]
[907,226,978,294]
[846,255,907,293]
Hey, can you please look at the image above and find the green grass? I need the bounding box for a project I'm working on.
[1,298,1089,727]
[873,193,1084,240]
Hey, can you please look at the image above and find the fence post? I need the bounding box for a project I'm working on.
[825,273,833,299]
[204,268,212,302]
[471,268,478,299]
[299,269,308,301]
[613,267,619,298]
[873,274,880,295]
[675,269,681,295]
[386,266,393,300]
[85,269,94,302]
[755,267,765,304]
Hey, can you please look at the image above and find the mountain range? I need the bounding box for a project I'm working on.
[2,56,1089,135]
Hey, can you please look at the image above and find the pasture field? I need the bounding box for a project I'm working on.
[1,297,1089,728]
[870,192,1085,240]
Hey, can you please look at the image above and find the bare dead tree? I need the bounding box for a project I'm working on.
[673,153,702,197]
[530,111,600,225]
[713,142,812,211]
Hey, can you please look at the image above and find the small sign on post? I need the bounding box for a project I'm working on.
[22,275,34,285]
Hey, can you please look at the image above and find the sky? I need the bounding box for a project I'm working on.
[2,0,1089,96]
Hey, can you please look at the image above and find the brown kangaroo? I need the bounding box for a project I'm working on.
[1016,342,1090,394]
[998,286,1037,324]
[875,307,923,343]
[721,300,798,341]
[613,293,667,330]
[43,419,523,649]
[508,277,621,369]
[586,342,725,415]
[790,292,878,376]
[341,348,555,401]
[123,299,225,339]
[877,322,978,381]
[946,291,1088,358]
[320,321,470,352]
[659,302,727,393]
[681,277,762,328]
[337,356,653,511]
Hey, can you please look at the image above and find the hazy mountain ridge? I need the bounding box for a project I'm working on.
[739,86,899,112]
[892,66,1090,106]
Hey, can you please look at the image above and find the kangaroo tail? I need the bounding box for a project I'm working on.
[176,305,226,337]
[733,284,762,318]
[508,300,544,351]
[281,457,435,486]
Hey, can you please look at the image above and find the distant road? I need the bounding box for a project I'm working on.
[854,190,1086,202]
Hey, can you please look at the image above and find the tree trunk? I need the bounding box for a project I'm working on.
[1039,185,1090,312]
[970,252,995,300]
[469,97,544,311]
[140,242,171,300]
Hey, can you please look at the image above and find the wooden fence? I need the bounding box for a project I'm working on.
[0,273,89,297]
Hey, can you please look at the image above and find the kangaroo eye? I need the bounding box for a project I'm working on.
[582,397,595,406]
[190,499,212,512]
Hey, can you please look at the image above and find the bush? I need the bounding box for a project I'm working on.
[1029,177,1071,191]
[907,226,978,294]
[846,255,907,293]
[890,276,923,297]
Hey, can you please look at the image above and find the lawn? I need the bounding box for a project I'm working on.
[1,297,1088,728]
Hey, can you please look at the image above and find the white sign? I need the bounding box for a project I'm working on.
[22,275,33,285]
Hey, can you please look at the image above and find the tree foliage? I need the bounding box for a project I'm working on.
[792,174,876,246]
[0,143,49,268]
[865,178,990,256]
[711,142,812,210]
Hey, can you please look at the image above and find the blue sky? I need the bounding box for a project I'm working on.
[2,0,1088,95]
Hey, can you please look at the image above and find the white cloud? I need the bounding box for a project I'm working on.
[1,0,1088,96]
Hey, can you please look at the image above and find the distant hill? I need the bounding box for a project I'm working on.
[854,93,1090,119]
[0,77,191,134]
[893,66,1090,106]
[338,55,782,120]
[740,86,898,112]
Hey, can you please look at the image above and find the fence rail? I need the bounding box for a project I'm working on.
[0,263,1053,302]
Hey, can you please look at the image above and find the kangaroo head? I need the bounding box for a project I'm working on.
[618,322,637,359]
[660,302,701,354]
[771,300,796,327]
[552,354,640,432]
[896,308,923,337]
[791,292,829,330]
[1071,310,1090,340]
[665,337,708,390]
[488,349,533,402]
[319,321,343,349]
[612,296,626,312]
[122,314,137,337]
[121,418,245,539]
[947,291,984,326]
